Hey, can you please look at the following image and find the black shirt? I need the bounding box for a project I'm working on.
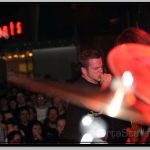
[60,77,131,144]
[60,77,102,143]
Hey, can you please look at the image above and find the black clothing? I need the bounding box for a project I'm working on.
[108,118,131,143]
[18,121,33,143]
[60,77,105,143]
[60,77,131,144]
[43,127,59,143]
[43,119,59,143]
[27,137,46,144]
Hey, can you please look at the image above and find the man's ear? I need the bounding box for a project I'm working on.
[81,67,87,75]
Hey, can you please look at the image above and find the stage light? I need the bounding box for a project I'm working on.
[20,54,25,58]
[80,133,93,144]
[13,54,19,58]
[106,88,124,117]
[8,55,12,59]
[81,114,93,126]
[88,120,106,137]
[107,71,134,117]
[28,52,33,57]
[122,71,134,88]
[80,114,107,144]
[2,56,6,60]
[107,78,125,117]
[95,128,106,138]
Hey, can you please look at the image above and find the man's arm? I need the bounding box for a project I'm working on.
[7,73,150,125]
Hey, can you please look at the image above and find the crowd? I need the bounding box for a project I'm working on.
[0,83,67,144]
[1,27,150,145]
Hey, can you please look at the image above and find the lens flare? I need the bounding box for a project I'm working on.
[80,133,93,144]
[122,71,134,88]
[81,114,93,126]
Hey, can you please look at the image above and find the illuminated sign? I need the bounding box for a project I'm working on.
[0,21,22,39]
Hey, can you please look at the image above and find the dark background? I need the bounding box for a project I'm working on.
[0,3,149,145]
[1,2,150,82]
[0,3,150,52]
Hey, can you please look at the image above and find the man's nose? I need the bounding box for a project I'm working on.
[98,68,103,73]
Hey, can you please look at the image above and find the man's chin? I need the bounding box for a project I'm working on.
[97,77,102,82]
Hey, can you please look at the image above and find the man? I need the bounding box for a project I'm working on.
[60,49,112,144]
[7,49,112,143]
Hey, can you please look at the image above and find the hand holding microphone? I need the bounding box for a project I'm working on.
[101,73,112,90]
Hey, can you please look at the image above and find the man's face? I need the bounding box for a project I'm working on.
[84,57,103,84]
[32,124,42,137]
[37,94,45,106]
[7,124,18,134]
[17,93,25,105]
[20,110,29,123]
[47,109,58,123]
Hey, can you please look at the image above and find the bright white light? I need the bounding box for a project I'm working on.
[80,115,107,142]
[8,55,12,59]
[110,71,134,92]
[28,52,33,57]
[80,133,93,144]
[82,114,93,126]
[95,128,106,138]
[13,54,18,58]
[84,119,107,138]
[108,72,133,118]
[107,88,125,117]
[110,78,124,91]
[93,138,108,144]
[122,71,134,88]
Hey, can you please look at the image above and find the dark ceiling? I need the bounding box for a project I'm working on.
[0,3,150,51]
